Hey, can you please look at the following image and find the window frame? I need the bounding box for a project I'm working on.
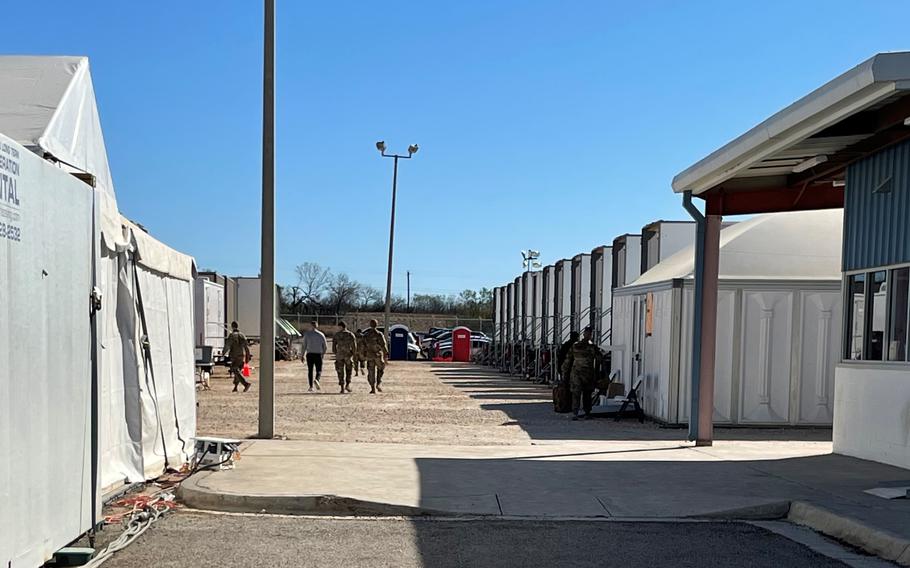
[843,262,910,365]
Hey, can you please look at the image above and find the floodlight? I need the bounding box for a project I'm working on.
[376,141,387,153]
[529,250,540,258]
[408,144,419,155]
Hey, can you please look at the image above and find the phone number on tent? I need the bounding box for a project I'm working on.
[0,222,21,242]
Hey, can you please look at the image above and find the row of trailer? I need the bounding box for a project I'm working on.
[491,222,687,382]
[490,209,846,428]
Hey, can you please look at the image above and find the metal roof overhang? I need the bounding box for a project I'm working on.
[672,52,910,216]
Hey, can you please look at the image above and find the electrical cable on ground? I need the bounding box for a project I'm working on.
[85,493,177,568]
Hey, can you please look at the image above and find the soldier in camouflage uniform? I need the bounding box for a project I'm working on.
[353,328,364,376]
[361,319,389,394]
[560,326,604,420]
[223,321,252,393]
[333,321,358,393]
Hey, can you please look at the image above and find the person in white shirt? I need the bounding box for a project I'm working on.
[301,320,328,392]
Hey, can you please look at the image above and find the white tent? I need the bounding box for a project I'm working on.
[1,56,196,567]
[611,210,844,426]
[0,56,124,251]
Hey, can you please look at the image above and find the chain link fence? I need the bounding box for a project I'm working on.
[282,312,494,335]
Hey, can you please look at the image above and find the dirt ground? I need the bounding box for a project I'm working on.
[198,346,536,446]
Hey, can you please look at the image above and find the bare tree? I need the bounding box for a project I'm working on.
[286,262,331,312]
[357,285,384,310]
[326,272,362,314]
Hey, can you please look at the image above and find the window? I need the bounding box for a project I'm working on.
[867,271,887,361]
[888,268,909,361]
[845,267,910,363]
[846,274,865,360]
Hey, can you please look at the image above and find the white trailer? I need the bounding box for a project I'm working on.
[541,265,556,346]
[612,234,642,289]
[195,277,225,355]
[591,245,613,348]
[571,253,592,332]
[640,221,696,275]
[235,276,279,339]
[611,210,843,426]
[554,259,573,342]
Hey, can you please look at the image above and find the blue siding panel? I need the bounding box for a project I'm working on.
[844,139,910,271]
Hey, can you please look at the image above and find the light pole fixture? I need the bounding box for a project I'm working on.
[376,141,419,339]
[521,249,541,272]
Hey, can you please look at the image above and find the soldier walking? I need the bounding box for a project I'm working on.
[361,319,389,394]
[224,321,252,393]
[333,321,358,393]
[353,328,364,376]
[561,326,604,420]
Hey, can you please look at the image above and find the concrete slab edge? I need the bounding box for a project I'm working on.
[788,501,910,566]
[176,472,484,518]
[690,501,791,521]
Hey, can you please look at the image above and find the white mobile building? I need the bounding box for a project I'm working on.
[571,253,592,333]
[1,56,197,567]
[492,286,503,351]
[541,266,556,346]
[590,245,613,347]
[554,259,573,343]
[195,277,226,354]
[522,271,542,347]
[640,221,696,274]
[612,234,642,289]
[505,282,514,349]
[612,210,843,426]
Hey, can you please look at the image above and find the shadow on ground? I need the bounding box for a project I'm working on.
[428,362,833,443]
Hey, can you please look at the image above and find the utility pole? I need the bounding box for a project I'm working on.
[406,270,411,311]
[257,0,275,439]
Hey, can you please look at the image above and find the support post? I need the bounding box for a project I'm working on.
[258,0,275,440]
[697,214,722,446]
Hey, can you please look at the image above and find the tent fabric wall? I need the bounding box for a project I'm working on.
[1,134,94,568]
[98,250,144,489]
[98,222,197,488]
[134,265,196,476]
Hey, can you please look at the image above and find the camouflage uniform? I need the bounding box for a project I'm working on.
[361,327,389,389]
[223,330,252,391]
[333,329,358,388]
[354,330,366,375]
[560,338,603,416]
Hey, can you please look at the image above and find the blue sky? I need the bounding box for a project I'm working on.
[5,1,909,296]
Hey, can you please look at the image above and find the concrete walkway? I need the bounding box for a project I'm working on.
[182,362,910,564]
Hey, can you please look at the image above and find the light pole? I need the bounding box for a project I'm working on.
[376,141,419,340]
[258,0,275,439]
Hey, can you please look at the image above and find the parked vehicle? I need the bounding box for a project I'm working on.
[432,336,492,359]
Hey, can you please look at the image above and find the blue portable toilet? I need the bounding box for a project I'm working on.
[389,324,410,361]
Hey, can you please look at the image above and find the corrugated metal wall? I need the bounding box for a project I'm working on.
[844,140,910,271]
